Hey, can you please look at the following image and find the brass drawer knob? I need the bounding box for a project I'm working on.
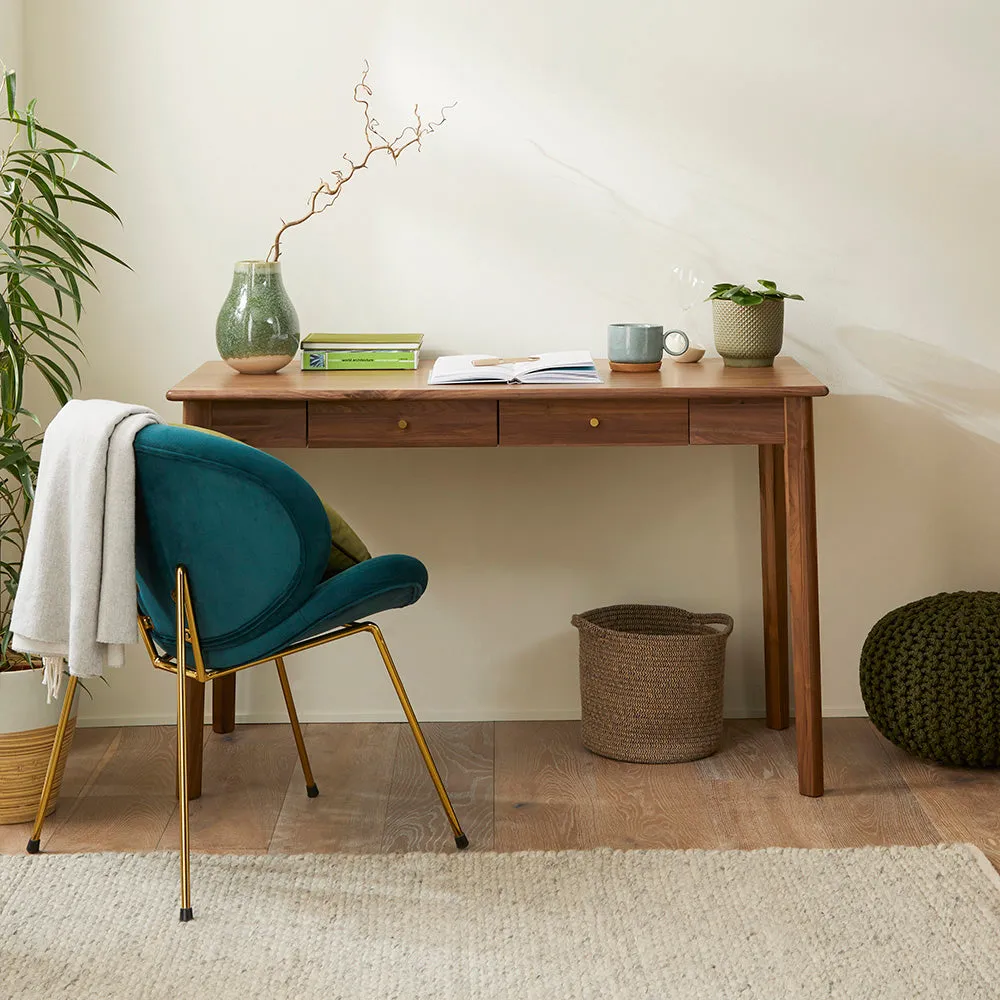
[397,419,409,430]
[589,417,600,428]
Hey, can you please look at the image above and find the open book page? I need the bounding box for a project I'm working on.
[512,351,601,383]
[428,351,601,385]
[427,355,517,384]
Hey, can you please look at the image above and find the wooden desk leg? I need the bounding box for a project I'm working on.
[212,674,237,734]
[758,444,790,730]
[178,677,204,801]
[784,398,823,796]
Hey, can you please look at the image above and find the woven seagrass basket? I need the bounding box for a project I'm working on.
[0,720,76,824]
[571,605,733,764]
[0,666,77,824]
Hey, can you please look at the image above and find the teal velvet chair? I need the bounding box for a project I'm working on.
[29,424,467,921]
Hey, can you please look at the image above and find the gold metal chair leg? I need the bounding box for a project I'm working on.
[366,623,468,849]
[275,656,318,797]
[176,567,194,922]
[26,675,79,853]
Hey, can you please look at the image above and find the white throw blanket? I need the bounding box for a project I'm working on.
[11,399,162,700]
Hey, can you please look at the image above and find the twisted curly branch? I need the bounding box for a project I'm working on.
[267,62,454,262]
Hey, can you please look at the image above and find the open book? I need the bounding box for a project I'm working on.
[428,351,601,385]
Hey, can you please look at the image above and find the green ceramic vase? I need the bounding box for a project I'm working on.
[216,260,299,374]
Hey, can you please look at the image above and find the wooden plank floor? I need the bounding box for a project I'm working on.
[3,719,997,868]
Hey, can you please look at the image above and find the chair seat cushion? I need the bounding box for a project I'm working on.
[153,553,427,671]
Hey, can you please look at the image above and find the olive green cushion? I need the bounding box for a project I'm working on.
[860,591,1000,766]
[320,501,371,576]
[173,424,370,578]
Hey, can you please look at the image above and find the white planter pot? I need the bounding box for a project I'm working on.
[0,668,78,825]
[0,667,67,732]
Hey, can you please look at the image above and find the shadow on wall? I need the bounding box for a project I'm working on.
[837,326,1000,443]
[816,386,1000,713]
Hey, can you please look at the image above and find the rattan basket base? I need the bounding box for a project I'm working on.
[581,730,721,765]
[0,718,76,824]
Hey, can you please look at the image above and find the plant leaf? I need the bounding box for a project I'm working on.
[58,177,122,222]
[25,98,36,148]
[77,237,129,269]
[757,279,776,290]
[13,121,114,170]
[3,70,14,118]
[24,169,60,217]
[18,328,82,385]
[0,259,78,301]
[29,354,73,405]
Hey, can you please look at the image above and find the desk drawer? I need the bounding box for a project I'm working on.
[207,401,307,448]
[689,398,785,444]
[499,399,688,446]
[309,400,498,447]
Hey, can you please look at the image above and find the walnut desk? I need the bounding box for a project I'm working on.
[167,357,829,797]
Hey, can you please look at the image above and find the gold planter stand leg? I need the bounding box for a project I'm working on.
[275,656,318,797]
[366,623,468,850]
[26,675,79,853]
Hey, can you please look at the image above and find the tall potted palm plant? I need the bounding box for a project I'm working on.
[0,65,125,823]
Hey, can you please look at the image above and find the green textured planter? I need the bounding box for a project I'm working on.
[216,260,299,374]
[712,298,784,368]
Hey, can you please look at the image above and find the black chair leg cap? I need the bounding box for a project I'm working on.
[306,784,319,798]
[455,834,469,850]
[26,839,40,855]
[179,908,194,922]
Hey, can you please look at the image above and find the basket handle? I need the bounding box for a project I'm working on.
[688,612,734,636]
[571,613,615,639]
[571,610,733,637]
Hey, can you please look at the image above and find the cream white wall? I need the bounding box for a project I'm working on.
[17,1,1000,725]
[0,0,21,85]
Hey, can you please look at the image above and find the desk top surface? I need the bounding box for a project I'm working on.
[167,357,829,402]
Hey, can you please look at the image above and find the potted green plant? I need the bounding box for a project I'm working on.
[0,65,125,823]
[707,280,804,368]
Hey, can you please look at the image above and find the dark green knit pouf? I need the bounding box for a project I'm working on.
[860,591,1000,766]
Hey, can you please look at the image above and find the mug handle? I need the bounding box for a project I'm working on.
[663,329,689,357]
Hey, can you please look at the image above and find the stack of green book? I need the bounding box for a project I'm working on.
[300,333,423,371]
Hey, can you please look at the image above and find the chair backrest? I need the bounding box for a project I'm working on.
[134,424,330,654]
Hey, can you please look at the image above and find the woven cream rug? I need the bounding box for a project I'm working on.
[2,845,1000,999]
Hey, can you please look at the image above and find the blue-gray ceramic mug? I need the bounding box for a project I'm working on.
[608,324,689,366]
